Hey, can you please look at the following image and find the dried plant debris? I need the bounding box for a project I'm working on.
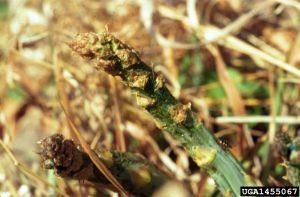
[38,134,168,196]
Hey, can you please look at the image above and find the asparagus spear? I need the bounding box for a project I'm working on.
[38,134,168,196]
[68,32,252,196]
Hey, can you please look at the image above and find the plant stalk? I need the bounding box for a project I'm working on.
[38,134,168,196]
[69,32,253,196]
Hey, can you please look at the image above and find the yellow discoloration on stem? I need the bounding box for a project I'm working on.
[169,104,190,124]
[189,146,217,168]
[155,74,164,90]
[96,149,114,168]
[128,71,150,89]
[135,94,156,108]
[129,165,152,188]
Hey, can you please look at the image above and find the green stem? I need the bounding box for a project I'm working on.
[69,32,253,196]
[277,133,300,187]
[38,134,168,196]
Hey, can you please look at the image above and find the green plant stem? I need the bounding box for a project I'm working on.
[69,32,253,196]
[38,134,168,196]
[277,133,300,187]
